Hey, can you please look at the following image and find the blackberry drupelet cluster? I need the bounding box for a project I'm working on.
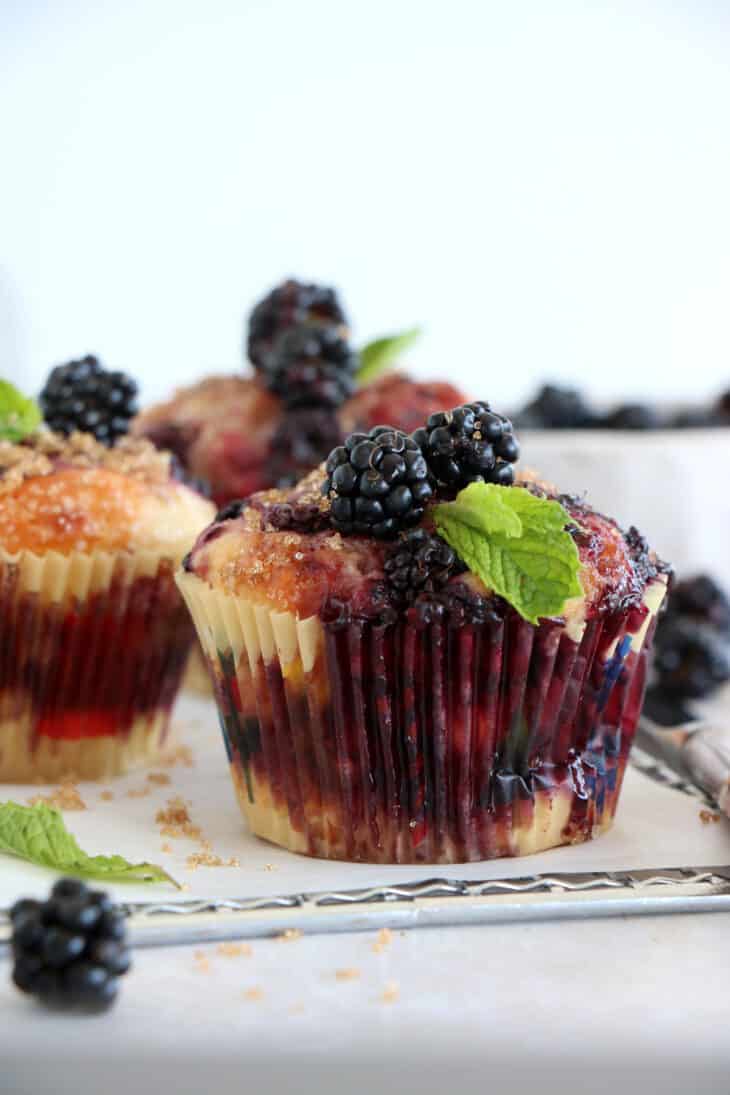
[384,529,458,604]
[516,384,596,430]
[263,326,356,410]
[10,878,131,1012]
[269,408,344,488]
[413,401,519,489]
[323,426,432,538]
[247,278,347,369]
[40,356,138,444]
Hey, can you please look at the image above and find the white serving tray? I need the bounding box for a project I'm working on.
[1,693,729,945]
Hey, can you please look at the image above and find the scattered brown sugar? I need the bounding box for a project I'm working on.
[699,809,721,824]
[372,928,393,953]
[243,987,264,1002]
[277,928,303,942]
[186,851,240,870]
[0,430,171,492]
[156,796,206,844]
[99,790,114,802]
[29,780,86,812]
[158,744,194,769]
[335,968,361,982]
[147,772,171,786]
[380,980,400,1004]
[217,942,252,958]
[193,950,211,973]
[126,786,151,799]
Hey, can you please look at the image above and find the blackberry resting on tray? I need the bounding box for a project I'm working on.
[323,426,432,538]
[262,324,356,410]
[39,355,138,444]
[11,878,131,1012]
[652,616,730,699]
[247,278,347,368]
[413,401,519,489]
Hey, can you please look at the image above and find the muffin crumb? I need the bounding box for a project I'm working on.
[147,772,171,786]
[243,986,264,1002]
[699,809,720,824]
[186,851,240,870]
[99,790,114,802]
[29,780,86,812]
[217,942,252,958]
[277,929,303,942]
[335,968,361,982]
[372,928,393,953]
[381,980,400,1003]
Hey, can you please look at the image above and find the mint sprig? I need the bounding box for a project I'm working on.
[356,327,422,384]
[0,380,41,442]
[434,482,583,625]
[0,801,179,887]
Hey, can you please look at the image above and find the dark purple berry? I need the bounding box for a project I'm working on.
[516,384,595,430]
[384,529,458,604]
[263,325,355,410]
[268,407,344,487]
[247,278,347,369]
[602,403,659,430]
[653,618,730,699]
[668,574,730,635]
[414,401,520,490]
[9,878,130,1012]
[323,426,432,539]
[39,356,138,444]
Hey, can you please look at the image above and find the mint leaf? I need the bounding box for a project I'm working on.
[356,327,422,384]
[0,801,179,887]
[0,380,41,442]
[434,482,583,625]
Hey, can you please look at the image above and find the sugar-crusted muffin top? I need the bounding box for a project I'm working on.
[184,466,665,623]
[0,431,215,558]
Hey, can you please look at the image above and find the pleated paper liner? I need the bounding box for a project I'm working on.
[0,546,195,781]
[178,570,667,864]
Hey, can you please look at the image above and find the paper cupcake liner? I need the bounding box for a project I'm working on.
[178,571,667,864]
[0,547,195,781]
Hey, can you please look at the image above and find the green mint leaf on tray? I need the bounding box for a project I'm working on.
[356,327,422,384]
[434,482,583,626]
[0,380,41,442]
[0,801,180,887]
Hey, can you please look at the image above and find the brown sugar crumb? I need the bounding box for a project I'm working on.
[159,744,194,769]
[193,950,211,973]
[156,795,206,844]
[372,928,393,953]
[99,790,114,802]
[217,942,252,958]
[186,851,240,870]
[29,780,86,812]
[380,980,400,1004]
[0,431,171,493]
[335,968,361,982]
[161,842,173,854]
[147,772,171,786]
[243,987,264,1002]
[126,786,151,799]
[277,928,303,942]
[699,809,721,824]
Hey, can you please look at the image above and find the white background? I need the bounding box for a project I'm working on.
[1,0,730,408]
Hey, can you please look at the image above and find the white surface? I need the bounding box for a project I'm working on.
[2,2,730,407]
[520,428,730,587]
[1,694,729,1094]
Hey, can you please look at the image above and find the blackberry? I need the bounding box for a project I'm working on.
[602,403,659,430]
[263,325,355,410]
[383,529,457,604]
[10,877,130,1012]
[412,401,519,490]
[517,384,595,430]
[40,355,138,444]
[247,278,347,368]
[269,407,344,487]
[653,617,730,699]
[668,574,730,635]
[323,426,432,539]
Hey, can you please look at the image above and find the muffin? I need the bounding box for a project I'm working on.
[133,277,466,506]
[0,430,215,781]
[177,402,668,863]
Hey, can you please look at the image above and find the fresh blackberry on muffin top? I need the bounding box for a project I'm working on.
[263,325,356,410]
[247,278,347,368]
[323,426,432,538]
[269,407,344,487]
[10,877,131,1012]
[384,529,458,604]
[39,355,138,444]
[413,401,519,489]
